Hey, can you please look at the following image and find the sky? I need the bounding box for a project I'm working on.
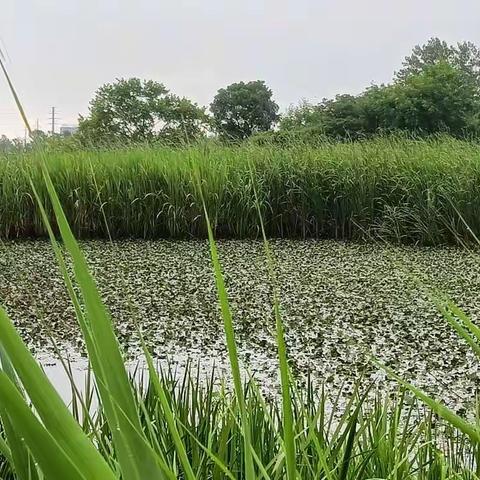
[1,0,480,138]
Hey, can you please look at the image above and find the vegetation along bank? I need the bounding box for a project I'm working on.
[2,136,480,245]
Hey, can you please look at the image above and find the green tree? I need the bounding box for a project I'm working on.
[280,62,480,140]
[78,78,208,145]
[211,80,279,141]
[396,37,480,85]
[279,100,323,130]
[318,94,368,139]
[391,62,480,136]
[0,135,13,154]
[280,93,375,139]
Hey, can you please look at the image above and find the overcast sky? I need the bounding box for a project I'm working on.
[1,0,480,138]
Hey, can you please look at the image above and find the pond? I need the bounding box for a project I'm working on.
[1,239,479,410]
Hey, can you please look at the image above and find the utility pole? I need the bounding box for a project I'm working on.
[49,106,58,135]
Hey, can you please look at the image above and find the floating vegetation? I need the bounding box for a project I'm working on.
[0,172,479,478]
[1,239,479,409]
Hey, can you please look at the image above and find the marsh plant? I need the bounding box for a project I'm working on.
[2,136,480,245]
[0,166,478,479]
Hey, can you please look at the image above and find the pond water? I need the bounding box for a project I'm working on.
[1,239,479,410]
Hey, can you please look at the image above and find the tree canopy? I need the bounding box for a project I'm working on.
[395,37,480,85]
[6,37,480,147]
[210,80,279,141]
[78,78,208,145]
[279,39,480,141]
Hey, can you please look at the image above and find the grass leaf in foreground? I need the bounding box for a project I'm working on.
[193,166,256,480]
[139,333,197,480]
[0,371,86,480]
[373,358,480,443]
[0,306,116,479]
[0,346,38,480]
[249,162,297,480]
[41,166,167,480]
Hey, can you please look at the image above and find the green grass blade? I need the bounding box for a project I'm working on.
[140,335,196,480]
[0,432,12,464]
[444,300,480,344]
[0,346,37,480]
[0,306,116,478]
[0,371,87,480]
[177,417,237,480]
[338,402,360,480]
[41,166,166,480]
[436,302,480,359]
[30,179,90,341]
[193,167,255,480]
[373,359,480,443]
[0,54,32,136]
[249,163,297,479]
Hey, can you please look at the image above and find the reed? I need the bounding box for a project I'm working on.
[2,136,480,244]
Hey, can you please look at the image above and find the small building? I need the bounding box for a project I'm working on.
[59,125,78,137]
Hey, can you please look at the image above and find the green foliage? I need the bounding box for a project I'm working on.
[249,127,329,147]
[396,37,480,84]
[0,166,478,478]
[0,136,14,155]
[390,62,480,136]
[210,80,279,141]
[1,351,475,479]
[281,65,480,140]
[3,137,480,244]
[281,40,480,141]
[278,100,323,131]
[78,78,209,145]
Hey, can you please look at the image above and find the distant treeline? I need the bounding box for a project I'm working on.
[2,37,480,154]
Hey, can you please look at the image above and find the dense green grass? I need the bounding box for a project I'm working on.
[2,364,478,479]
[2,136,480,244]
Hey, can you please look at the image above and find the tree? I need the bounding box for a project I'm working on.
[279,100,324,131]
[78,78,208,145]
[31,129,48,141]
[391,62,480,136]
[0,135,13,154]
[279,57,480,140]
[396,37,480,85]
[158,95,211,144]
[318,94,369,139]
[210,80,279,141]
[279,92,381,139]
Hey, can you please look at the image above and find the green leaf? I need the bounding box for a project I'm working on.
[41,165,167,479]
[249,163,297,480]
[193,167,256,480]
[0,307,116,479]
[140,335,196,480]
[373,359,480,443]
[0,371,86,480]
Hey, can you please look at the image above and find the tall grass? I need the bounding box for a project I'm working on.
[3,361,477,479]
[2,136,480,244]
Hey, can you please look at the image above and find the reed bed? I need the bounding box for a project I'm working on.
[2,136,480,244]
